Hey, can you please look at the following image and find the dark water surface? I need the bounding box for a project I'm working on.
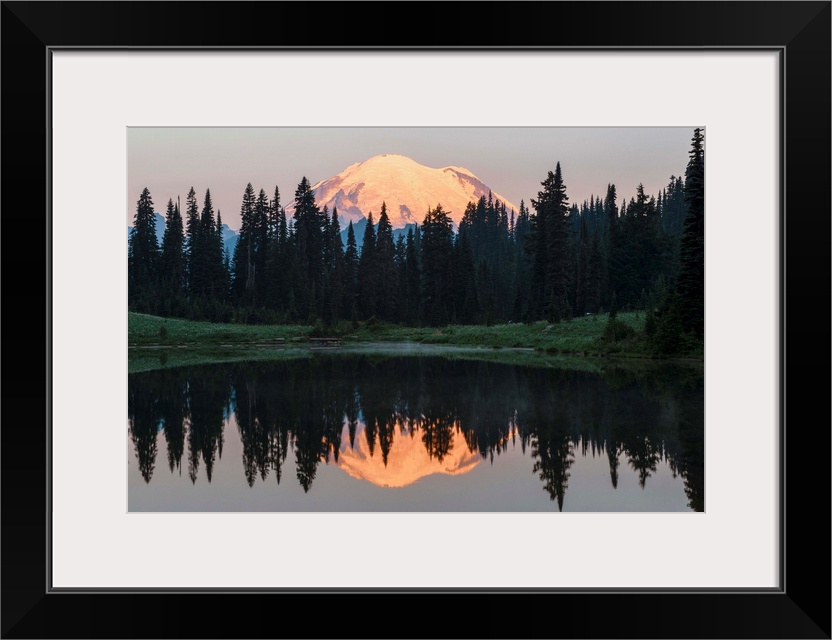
[128,351,703,512]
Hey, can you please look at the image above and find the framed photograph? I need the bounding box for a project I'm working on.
[126,124,706,515]
[3,1,829,638]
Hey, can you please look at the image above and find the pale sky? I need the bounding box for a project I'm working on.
[128,127,696,231]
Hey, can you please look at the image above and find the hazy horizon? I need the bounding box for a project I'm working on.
[128,127,696,232]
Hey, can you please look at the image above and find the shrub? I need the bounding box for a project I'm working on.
[652,302,683,355]
[602,317,635,343]
[310,319,327,337]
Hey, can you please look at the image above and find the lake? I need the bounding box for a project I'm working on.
[128,348,703,512]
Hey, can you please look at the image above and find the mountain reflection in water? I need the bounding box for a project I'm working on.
[128,354,703,512]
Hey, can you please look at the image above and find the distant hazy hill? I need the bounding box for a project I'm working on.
[128,213,238,258]
[339,218,417,252]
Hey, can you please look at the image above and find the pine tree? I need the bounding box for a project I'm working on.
[677,128,705,337]
[191,188,215,299]
[394,234,407,323]
[323,206,344,324]
[275,199,291,313]
[159,197,186,313]
[343,221,360,320]
[291,177,325,321]
[184,186,200,294]
[264,186,283,311]
[452,224,479,323]
[585,229,602,314]
[212,209,230,306]
[358,212,377,319]
[253,188,271,304]
[232,183,258,304]
[603,183,619,311]
[529,163,571,322]
[492,199,514,321]
[513,199,532,321]
[420,203,455,325]
[128,187,159,312]
[375,202,397,321]
[661,175,687,237]
[575,215,589,316]
[620,183,662,309]
[191,188,227,314]
[268,185,281,241]
[404,227,421,324]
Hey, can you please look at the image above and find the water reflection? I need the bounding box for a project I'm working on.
[128,355,704,511]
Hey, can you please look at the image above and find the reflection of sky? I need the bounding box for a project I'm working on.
[127,127,695,231]
[128,413,691,513]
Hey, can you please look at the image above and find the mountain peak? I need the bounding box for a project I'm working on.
[298,155,517,229]
[362,153,410,163]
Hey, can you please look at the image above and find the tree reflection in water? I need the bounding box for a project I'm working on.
[128,355,704,511]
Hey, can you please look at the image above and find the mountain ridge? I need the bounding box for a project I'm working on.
[128,213,238,257]
[287,153,518,229]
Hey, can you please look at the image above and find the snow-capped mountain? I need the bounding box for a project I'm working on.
[334,419,481,488]
[288,153,518,229]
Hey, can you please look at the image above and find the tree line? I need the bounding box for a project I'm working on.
[129,129,704,343]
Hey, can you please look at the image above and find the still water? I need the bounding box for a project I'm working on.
[128,350,703,512]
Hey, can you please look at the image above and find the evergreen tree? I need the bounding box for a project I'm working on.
[343,221,360,320]
[404,227,422,324]
[452,224,479,323]
[292,177,325,321]
[529,163,571,321]
[677,128,705,337]
[253,188,271,303]
[184,186,200,293]
[358,212,378,318]
[420,203,455,325]
[191,188,215,299]
[375,202,397,321]
[661,175,687,237]
[281,216,301,321]
[212,209,230,306]
[264,186,283,311]
[276,199,291,314]
[653,294,684,354]
[603,183,618,311]
[128,187,159,312]
[190,189,227,315]
[394,234,406,322]
[232,182,257,303]
[159,197,186,313]
[616,183,662,309]
[513,199,532,321]
[585,229,602,314]
[493,200,515,320]
[268,185,281,241]
[323,206,344,324]
[575,215,589,316]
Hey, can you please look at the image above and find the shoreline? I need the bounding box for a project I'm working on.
[128,311,703,373]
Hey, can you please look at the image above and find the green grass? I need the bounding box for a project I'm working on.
[346,313,647,355]
[128,311,702,366]
[129,313,311,346]
[129,311,642,351]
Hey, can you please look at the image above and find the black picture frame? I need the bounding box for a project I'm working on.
[2,2,829,638]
